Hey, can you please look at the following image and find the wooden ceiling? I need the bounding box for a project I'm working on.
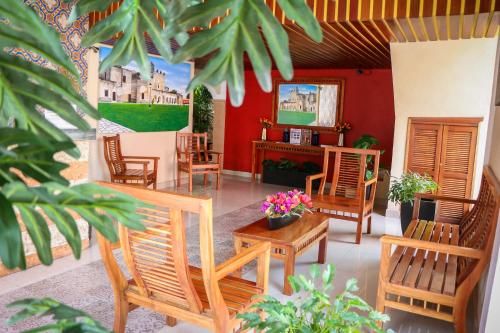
[90,0,500,69]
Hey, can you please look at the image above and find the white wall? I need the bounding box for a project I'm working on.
[480,36,500,333]
[86,47,194,187]
[388,38,500,216]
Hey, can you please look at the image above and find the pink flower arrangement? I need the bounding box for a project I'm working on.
[261,189,313,218]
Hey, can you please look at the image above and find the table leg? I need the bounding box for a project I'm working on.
[233,236,243,277]
[251,143,256,182]
[283,246,296,296]
[318,234,327,264]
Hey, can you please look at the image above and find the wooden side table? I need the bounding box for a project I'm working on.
[233,212,330,295]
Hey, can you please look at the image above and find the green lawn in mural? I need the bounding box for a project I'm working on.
[277,110,316,125]
[99,103,189,132]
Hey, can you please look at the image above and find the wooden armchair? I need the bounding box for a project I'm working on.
[376,167,500,333]
[97,182,271,333]
[176,132,223,192]
[103,134,159,189]
[306,147,380,244]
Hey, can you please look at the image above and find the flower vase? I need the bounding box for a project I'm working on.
[338,133,344,147]
[267,214,301,230]
[261,127,267,141]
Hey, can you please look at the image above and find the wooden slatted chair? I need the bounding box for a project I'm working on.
[176,132,223,192]
[103,134,159,189]
[306,146,381,244]
[376,167,500,333]
[96,182,271,333]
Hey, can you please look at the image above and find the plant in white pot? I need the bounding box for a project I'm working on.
[388,173,439,233]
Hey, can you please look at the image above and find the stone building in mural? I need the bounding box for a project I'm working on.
[99,62,183,105]
[279,86,318,112]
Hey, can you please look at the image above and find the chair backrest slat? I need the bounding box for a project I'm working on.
[457,168,500,284]
[176,132,209,162]
[103,134,126,176]
[324,147,380,198]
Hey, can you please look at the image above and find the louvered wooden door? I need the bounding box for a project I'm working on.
[436,125,477,222]
[405,118,480,223]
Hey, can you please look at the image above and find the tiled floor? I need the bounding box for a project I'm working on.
[0,175,454,333]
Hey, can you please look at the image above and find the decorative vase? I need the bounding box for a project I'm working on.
[338,133,344,147]
[267,214,301,230]
[261,127,267,141]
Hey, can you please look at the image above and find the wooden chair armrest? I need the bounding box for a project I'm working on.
[207,151,223,155]
[122,156,160,161]
[362,178,377,187]
[414,193,477,205]
[215,241,271,281]
[123,160,149,165]
[380,235,483,259]
[306,173,325,196]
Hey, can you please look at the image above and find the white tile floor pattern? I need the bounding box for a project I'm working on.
[0,175,455,333]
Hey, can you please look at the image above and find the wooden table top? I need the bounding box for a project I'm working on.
[233,212,330,246]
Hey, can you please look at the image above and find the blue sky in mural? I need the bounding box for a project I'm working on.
[279,84,318,101]
[99,46,191,97]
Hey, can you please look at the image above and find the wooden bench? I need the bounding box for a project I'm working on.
[376,167,500,333]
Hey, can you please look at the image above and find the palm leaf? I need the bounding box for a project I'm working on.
[0,182,145,270]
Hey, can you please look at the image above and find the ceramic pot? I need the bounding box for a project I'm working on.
[338,133,344,147]
[267,214,301,230]
[261,128,267,141]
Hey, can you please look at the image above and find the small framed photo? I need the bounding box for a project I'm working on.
[290,128,302,144]
[301,129,312,145]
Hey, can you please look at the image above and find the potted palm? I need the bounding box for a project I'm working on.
[388,173,439,233]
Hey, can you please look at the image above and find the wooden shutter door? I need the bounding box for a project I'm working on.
[436,125,477,222]
[405,122,443,179]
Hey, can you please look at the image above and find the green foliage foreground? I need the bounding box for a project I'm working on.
[238,264,393,333]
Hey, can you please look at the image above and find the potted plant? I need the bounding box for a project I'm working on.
[262,158,321,190]
[239,264,392,332]
[353,134,385,199]
[261,190,313,230]
[388,173,439,233]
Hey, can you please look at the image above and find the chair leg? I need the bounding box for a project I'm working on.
[367,216,372,234]
[176,169,181,188]
[216,169,221,190]
[453,302,468,333]
[188,172,193,192]
[375,286,386,329]
[166,316,177,327]
[203,173,208,185]
[113,296,129,333]
[355,220,363,244]
[153,180,157,190]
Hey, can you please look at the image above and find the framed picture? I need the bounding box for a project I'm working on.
[272,78,344,132]
[97,45,193,134]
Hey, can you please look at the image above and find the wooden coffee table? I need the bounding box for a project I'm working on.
[233,212,330,295]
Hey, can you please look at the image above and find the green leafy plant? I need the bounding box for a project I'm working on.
[70,0,322,106]
[353,134,385,180]
[2,0,324,330]
[388,172,439,205]
[238,264,392,333]
[193,85,214,134]
[7,298,111,333]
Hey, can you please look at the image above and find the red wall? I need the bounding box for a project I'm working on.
[223,69,395,172]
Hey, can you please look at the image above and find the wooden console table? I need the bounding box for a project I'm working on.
[251,140,331,181]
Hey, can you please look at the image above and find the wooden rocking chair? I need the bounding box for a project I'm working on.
[97,182,271,333]
[306,146,380,244]
[176,132,223,192]
[103,134,159,189]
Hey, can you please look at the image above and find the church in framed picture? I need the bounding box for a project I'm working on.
[1,1,500,333]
